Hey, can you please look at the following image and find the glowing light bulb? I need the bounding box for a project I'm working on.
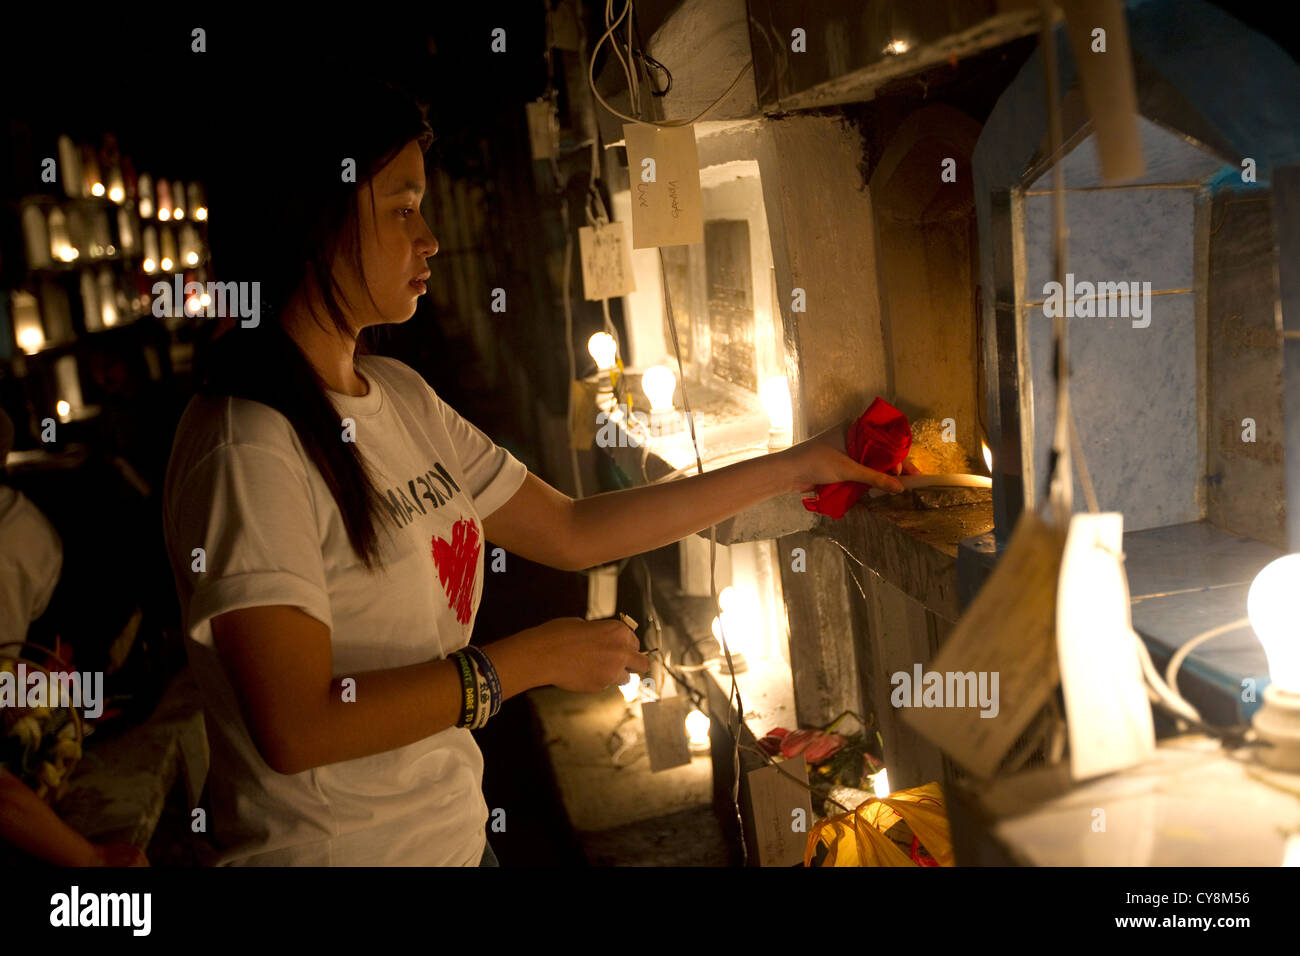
[158,208,170,222]
[56,400,71,418]
[174,207,184,219]
[185,251,198,266]
[109,186,124,203]
[1249,555,1300,693]
[160,257,173,272]
[641,365,676,413]
[884,39,909,55]
[685,709,711,752]
[711,606,751,671]
[91,182,105,197]
[982,442,993,472]
[143,258,156,273]
[587,331,617,371]
[200,292,211,307]
[619,673,640,703]
[195,207,207,221]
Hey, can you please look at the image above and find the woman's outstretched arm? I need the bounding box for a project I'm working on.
[484,426,906,574]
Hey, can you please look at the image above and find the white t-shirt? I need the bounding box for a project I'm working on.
[0,485,62,649]
[162,353,528,866]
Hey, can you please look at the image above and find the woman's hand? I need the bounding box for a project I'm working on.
[528,617,651,694]
[779,441,909,495]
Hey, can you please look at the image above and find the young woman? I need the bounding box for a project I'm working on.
[161,77,903,867]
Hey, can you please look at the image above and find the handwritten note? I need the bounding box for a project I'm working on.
[579,220,636,300]
[622,122,703,249]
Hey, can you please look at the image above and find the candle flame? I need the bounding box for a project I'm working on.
[982,441,993,472]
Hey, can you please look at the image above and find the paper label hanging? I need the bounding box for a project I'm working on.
[1056,512,1154,780]
[903,509,1065,778]
[579,220,636,300]
[747,755,812,866]
[622,123,704,249]
[641,696,691,771]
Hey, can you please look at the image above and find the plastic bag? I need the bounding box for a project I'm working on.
[804,781,953,867]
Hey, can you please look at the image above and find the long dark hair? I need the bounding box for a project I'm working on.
[197,73,434,571]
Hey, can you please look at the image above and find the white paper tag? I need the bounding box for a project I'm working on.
[622,123,704,248]
[747,755,812,867]
[1056,512,1154,780]
[584,564,619,620]
[641,697,691,772]
[578,220,636,300]
[525,100,558,161]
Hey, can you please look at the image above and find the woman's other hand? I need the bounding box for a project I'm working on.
[529,617,651,694]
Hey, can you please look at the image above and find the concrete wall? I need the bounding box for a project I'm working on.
[1206,192,1288,548]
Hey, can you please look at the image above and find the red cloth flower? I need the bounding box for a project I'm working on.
[801,397,912,519]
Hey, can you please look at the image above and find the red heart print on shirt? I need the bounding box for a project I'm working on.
[431,517,481,626]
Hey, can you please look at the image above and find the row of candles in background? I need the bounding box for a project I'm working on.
[22,201,206,273]
[7,265,212,357]
[44,133,207,222]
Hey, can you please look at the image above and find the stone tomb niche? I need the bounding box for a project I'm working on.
[868,104,985,472]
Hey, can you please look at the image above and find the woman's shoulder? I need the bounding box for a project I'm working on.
[173,392,304,454]
[165,393,311,500]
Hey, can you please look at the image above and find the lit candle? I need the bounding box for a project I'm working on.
[138,174,154,219]
[54,356,84,421]
[180,223,199,266]
[47,208,76,262]
[142,225,159,273]
[81,145,103,198]
[156,178,173,221]
[97,267,119,328]
[107,159,125,203]
[160,226,177,272]
[187,182,206,221]
[12,291,44,354]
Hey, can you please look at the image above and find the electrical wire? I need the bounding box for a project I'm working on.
[644,245,749,865]
[1163,617,1253,701]
[588,0,753,130]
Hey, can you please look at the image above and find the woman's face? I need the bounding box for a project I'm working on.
[338,139,439,329]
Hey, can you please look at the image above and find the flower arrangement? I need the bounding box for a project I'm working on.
[0,643,85,804]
